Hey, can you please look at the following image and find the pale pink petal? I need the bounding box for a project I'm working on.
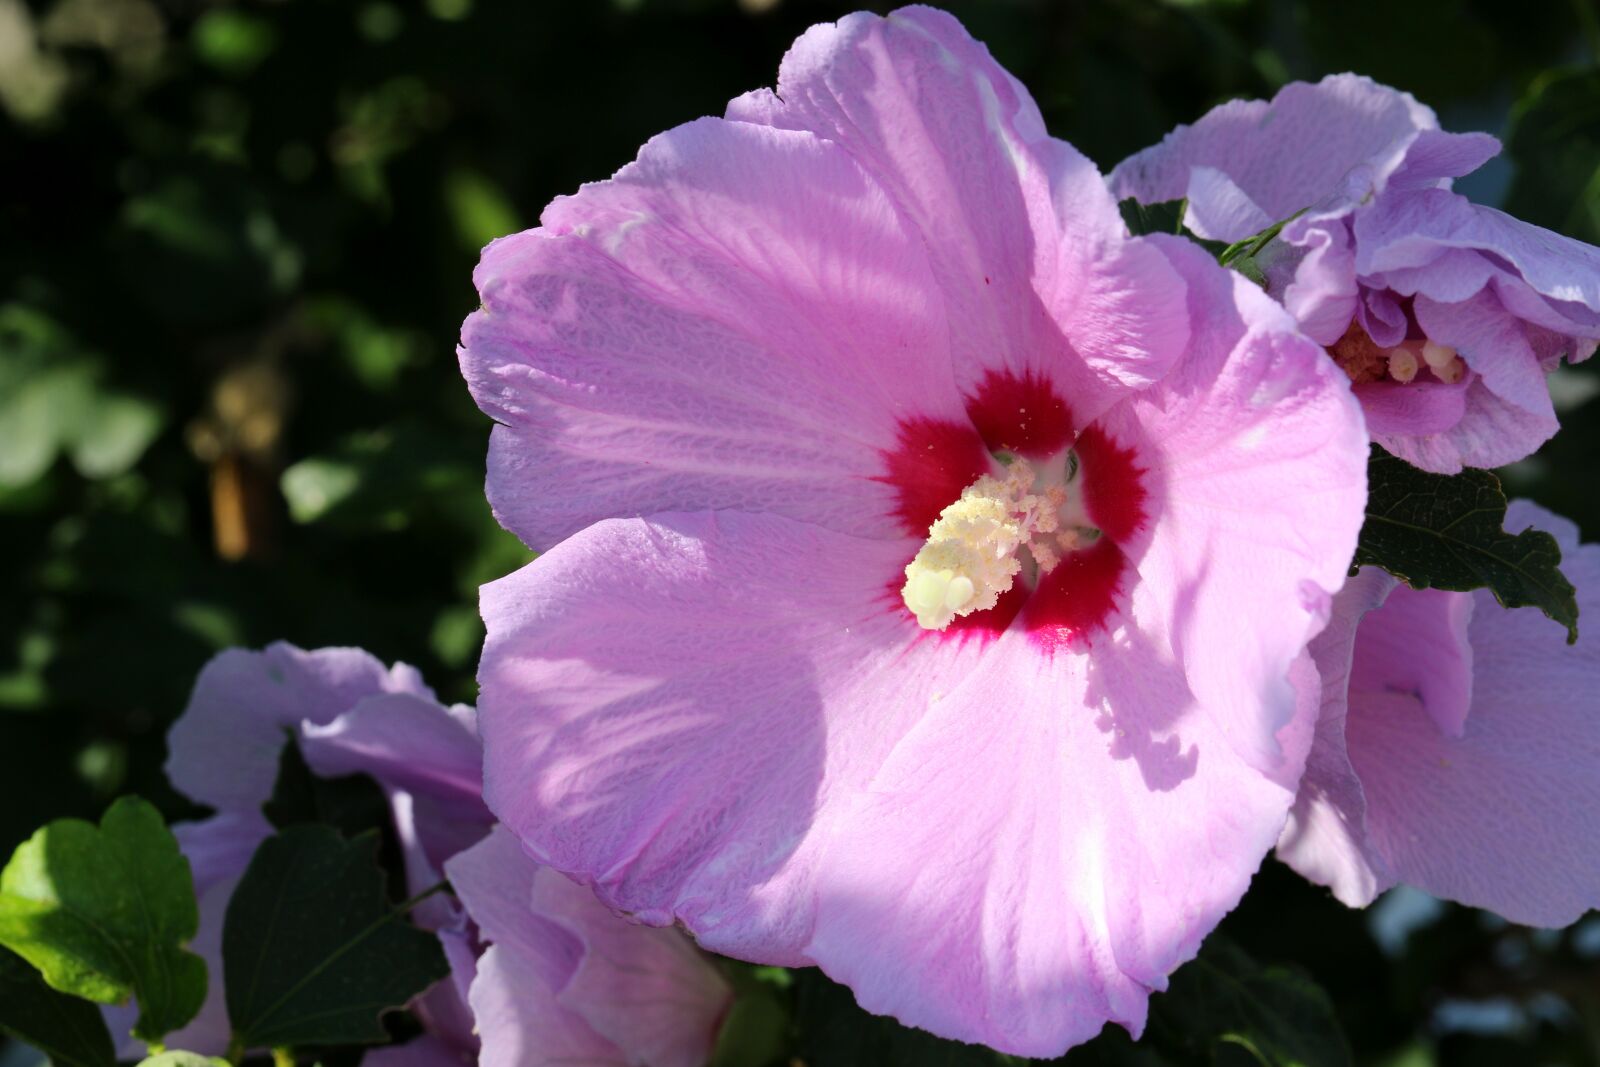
[477,510,986,964]
[1099,235,1367,771]
[461,115,970,552]
[1346,501,1600,925]
[446,829,627,1067]
[1355,189,1600,312]
[729,6,1187,419]
[164,643,433,812]
[1109,74,1445,239]
[445,826,581,991]
[1350,582,1474,739]
[299,693,486,816]
[805,632,1320,1054]
[1275,569,1394,908]
[471,945,624,1067]
[533,869,731,1067]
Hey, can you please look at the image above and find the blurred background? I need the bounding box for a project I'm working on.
[1,0,1597,1063]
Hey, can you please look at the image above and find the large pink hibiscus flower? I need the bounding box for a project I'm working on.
[462,7,1367,1054]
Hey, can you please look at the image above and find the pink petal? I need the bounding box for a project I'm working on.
[447,829,630,1067]
[1099,235,1368,772]
[444,826,581,992]
[164,643,433,813]
[1348,502,1600,925]
[1350,583,1474,740]
[471,945,625,1067]
[461,115,971,552]
[1110,74,1447,240]
[1275,569,1394,908]
[477,510,987,963]
[533,868,731,1067]
[805,633,1321,1055]
[1284,502,1600,926]
[729,7,1186,421]
[299,692,486,815]
[1355,188,1600,312]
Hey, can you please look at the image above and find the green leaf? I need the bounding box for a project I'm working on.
[0,946,117,1067]
[1355,448,1579,642]
[0,796,206,1042]
[222,826,449,1048]
[1146,938,1351,1067]
[261,733,391,842]
[1118,198,1187,238]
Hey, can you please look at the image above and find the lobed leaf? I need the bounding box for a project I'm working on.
[1355,448,1579,642]
[222,826,448,1048]
[0,796,206,1042]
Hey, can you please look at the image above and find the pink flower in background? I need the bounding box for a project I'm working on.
[1279,501,1600,924]
[142,643,730,1067]
[462,6,1367,1054]
[1110,75,1600,474]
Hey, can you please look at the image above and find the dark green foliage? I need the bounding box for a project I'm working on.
[1356,448,1579,641]
[262,733,390,841]
[1146,938,1352,1067]
[221,827,448,1048]
[0,946,116,1067]
[0,797,205,1042]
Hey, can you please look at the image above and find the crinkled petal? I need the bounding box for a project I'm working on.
[1110,74,1449,240]
[164,643,432,812]
[448,829,629,1067]
[300,692,487,816]
[1344,501,1600,925]
[1391,291,1560,471]
[728,6,1186,419]
[533,868,730,1067]
[462,115,972,551]
[1355,188,1600,313]
[478,511,985,963]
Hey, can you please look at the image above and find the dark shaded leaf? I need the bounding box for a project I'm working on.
[0,945,116,1067]
[0,797,205,1041]
[1118,198,1187,237]
[1355,448,1578,642]
[262,733,390,841]
[222,826,448,1048]
[790,968,1004,1067]
[1147,938,1351,1067]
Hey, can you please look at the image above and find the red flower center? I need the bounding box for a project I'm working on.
[876,369,1148,651]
